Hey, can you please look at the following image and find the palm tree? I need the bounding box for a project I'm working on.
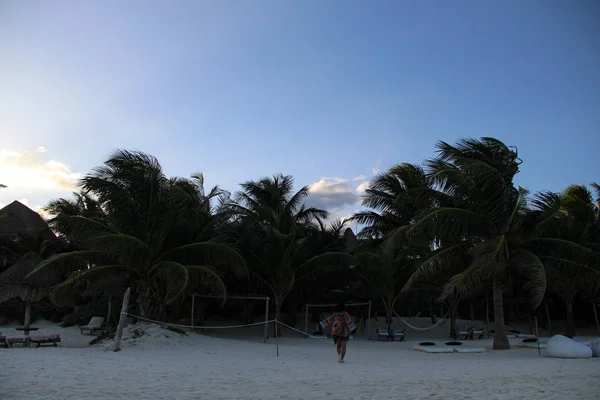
[404,138,547,349]
[27,150,246,320]
[350,163,441,240]
[226,174,355,331]
[353,242,420,325]
[533,186,600,337]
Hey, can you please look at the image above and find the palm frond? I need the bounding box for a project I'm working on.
[25,251,117,280]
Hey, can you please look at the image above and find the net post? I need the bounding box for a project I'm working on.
[304,304,309,335]
[263,297,270,343]
[191,294,195,327]
[368,300,372,340]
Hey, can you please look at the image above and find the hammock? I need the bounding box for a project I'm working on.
[392,310,450,331]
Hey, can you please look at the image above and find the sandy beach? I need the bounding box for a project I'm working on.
[1,318,599,400]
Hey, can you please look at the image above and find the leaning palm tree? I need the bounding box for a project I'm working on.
[27,150,246,319]
[406,138,596,349]
[404,138,546,349]
[226,174,355,329]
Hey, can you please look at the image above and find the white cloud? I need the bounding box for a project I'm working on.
[0,149,81,192]
[371,159,382,176]
[0,148,82,218]
[352,175,366,181]
[35,146,47,153]
[307,177,358,211]
[356,181,370,193]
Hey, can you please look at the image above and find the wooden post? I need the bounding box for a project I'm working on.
[191,294,195,327]
[304,304,309,335]
[276,319,279,357]
[485,296,490,338]
[534,315,541,356]
[367,300,372,340]
[23,303,31,335]
[106,295,112,326]
[263,297,269,343]
[113,287,131,352]
[592,301,600,336]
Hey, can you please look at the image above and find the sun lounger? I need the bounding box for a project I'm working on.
[444,341,486,353]
[413,342,455,353]
[80,317,105,335]
[376,325,406,341]
[30,334,61,347]
[5,336,29,347]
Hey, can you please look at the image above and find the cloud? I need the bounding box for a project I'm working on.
[0,149,81,192]
[352,175,366,181]
[35,146,47,153]
[356,181,370,193]
[371,160,382,176]
[0,148,82,218]
[306,177,358,212]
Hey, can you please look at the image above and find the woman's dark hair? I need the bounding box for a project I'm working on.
[336,303,346,312]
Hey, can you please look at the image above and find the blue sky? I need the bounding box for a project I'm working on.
[1,0,599,224]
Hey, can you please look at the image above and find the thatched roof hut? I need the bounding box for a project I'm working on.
[0,253,63,303]
[0,201,54,239]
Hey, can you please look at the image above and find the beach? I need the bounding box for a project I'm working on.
[1,318,599,400]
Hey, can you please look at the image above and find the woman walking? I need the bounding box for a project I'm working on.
[319,303,356,363]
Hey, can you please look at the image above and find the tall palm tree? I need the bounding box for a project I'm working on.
[226,174,355,330]
[404,138,546,349]
[27,150,246,320]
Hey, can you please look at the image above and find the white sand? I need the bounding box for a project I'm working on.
[1,318,599,399]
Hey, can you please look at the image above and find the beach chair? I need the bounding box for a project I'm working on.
[376,325,392,341]
[456,323,472,340]
[80,317,105,335]
[471,326,486,339]
[30,334,61,348]
[390,325,406,341]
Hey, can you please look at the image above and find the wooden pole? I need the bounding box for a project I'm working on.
[534,315,541,357]
[485,296,490,338]
[304,304,309,335]
[368,300,372,340]
[23,303,31,337]
[191,294,195,327]
[591,301,600,336]
[263,297,269,343]
[113,287,131,352]
[275,319,279,357]
[106,295,112,326]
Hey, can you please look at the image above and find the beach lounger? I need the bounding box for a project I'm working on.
[413,342,455,353]
[80,317,105,335]
[5,336,29,347]
[30,334,61,347]
[376,325,406,341]
[376,325,392,341]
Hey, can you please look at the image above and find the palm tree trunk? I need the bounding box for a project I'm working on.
[492,277,510,350]
[565,301,575,338]
[449,301,458,339]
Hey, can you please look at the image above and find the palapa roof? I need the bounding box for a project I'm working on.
[0,201,62,246]
[0,253,63,303]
